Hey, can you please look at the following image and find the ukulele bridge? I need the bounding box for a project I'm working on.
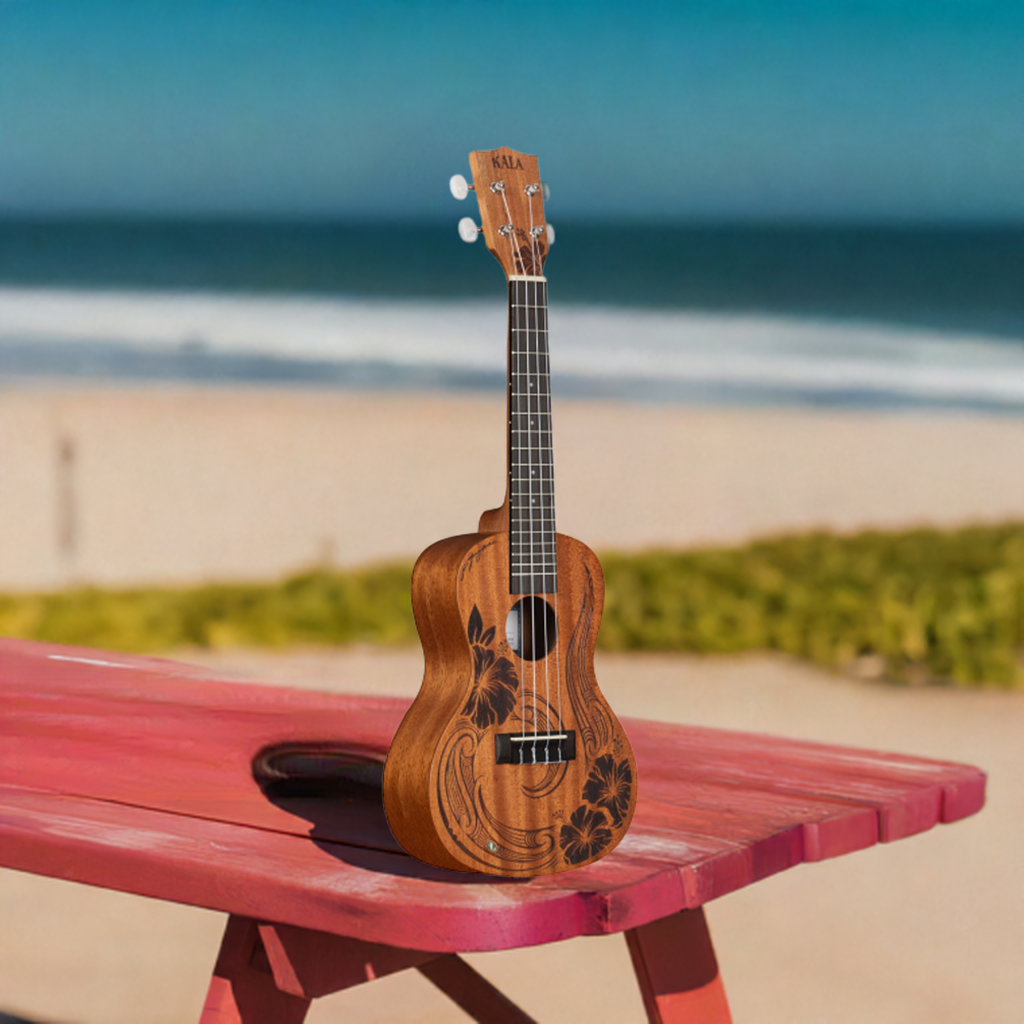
[495,731,576,765]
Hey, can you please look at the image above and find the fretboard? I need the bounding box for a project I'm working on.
[508,276,557,594]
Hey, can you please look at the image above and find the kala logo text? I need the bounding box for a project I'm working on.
[492,155,525,170]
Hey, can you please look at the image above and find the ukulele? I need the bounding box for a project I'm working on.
[383,147,637,876]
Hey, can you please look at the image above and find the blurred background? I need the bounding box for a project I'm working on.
[3,0,1024,408]
[1,2,1023,1023]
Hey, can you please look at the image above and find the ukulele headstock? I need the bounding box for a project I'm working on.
[456,147,551,279]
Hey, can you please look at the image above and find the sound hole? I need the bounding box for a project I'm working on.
[505,597,558,661]
[252,745,384,798]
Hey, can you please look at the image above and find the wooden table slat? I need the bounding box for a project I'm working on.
[0,638,986,954]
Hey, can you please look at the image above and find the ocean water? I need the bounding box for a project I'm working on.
[1,219,1022,409]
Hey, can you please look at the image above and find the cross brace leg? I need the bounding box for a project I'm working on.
[197,915,537,1024]
[199,917,311,1024]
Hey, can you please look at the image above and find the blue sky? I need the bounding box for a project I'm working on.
[1,0,1022,221]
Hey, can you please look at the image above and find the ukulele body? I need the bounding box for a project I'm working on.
[383,530,637,876]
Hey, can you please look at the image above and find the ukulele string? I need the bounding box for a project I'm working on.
[513,274,534,752]
[498,185,528,750]
[528,190,552,763]
[527,188,540,276]
[499,190,525,276]
[500,188,533,753]
[527,275,540,761]
[528,187,563,757]
[530,274,545,762]
[507,188,538,758]
[541,251,564,753]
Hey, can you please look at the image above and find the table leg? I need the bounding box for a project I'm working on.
[625,907,732,1024]
[199,916,311,1024]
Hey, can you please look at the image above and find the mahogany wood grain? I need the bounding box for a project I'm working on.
[466,147,548,279]
[383,533,482,871]
[384,532,638,876]
[478,499,510,533]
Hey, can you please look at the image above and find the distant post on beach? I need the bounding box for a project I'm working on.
[56,434,77,573]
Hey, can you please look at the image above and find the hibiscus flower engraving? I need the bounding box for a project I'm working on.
[462,605,519,729]
[581,754,633,826]
[559,805,613,865]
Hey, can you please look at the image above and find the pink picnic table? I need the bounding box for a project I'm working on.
[0,638,985,1023]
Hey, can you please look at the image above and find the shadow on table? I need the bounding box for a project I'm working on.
[252,742,513,885]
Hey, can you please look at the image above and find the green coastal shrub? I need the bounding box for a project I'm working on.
[599,525,1024,688]
[0,565,417,654]
[2,523,1024,688]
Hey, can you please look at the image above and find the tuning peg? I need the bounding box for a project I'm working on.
[458,217,481,243]
[545,223,555,246]
[449,174,473,200]
[542,182,551,202]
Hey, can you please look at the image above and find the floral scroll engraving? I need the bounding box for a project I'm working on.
[582,754,634,827]
[559,753,634,865]
[559,806,614,865]
[462,605,519,729]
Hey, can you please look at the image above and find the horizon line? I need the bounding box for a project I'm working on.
[2,213,1023,231]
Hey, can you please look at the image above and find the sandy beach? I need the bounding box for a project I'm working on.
[1,384,1023,1022]
[4,386,1024,590]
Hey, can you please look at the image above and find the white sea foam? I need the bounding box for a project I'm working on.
[3,286,1024,406]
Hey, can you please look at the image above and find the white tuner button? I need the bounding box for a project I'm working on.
[458,217,480,243]
[449,174,471,200]
[545,222,556,246]
[542,181,551,202]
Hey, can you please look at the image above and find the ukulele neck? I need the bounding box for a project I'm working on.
[508,274,557,595]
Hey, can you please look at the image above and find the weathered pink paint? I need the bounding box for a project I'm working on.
[0,638,986,1022]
